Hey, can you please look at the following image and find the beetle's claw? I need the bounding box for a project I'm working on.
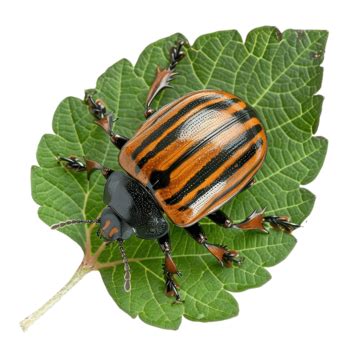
[223,250,244,267]
[85,94,107,120]
[164,271,183,303]
[264,215,301,233]
[205,243,243,268]
[58,156,86,172]
[169,40,187,70]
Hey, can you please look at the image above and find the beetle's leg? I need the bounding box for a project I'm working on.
[57,156,86,172]
[85,94,129,150]
[158,234,183,303]
[144,40,186,118]
[58,156,113,179]
[208,209,300,233]
[185,223,242,267]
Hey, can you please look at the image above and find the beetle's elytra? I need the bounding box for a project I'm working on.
[120,89,267,227]
[54,41,299,302]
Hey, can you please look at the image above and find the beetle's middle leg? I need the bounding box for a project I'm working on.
[157,234,183,303]
[85,94,129,150]
[144,40,186,118]
[208,209,300,233]
[185,223,242,267]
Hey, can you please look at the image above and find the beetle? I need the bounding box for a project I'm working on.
[53,41,299,302]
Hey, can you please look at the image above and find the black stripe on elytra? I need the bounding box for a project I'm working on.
[164,129,263,206]
[203,156,264,214]
[150,116,260,191]
[136,97,243,172]
[131,94,221,161]
[149,107,257,189]
[177,138,263,211]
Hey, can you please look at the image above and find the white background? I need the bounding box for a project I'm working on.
[1,0,359,359]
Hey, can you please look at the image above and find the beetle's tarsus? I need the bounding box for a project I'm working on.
[222,248,244,267]
[264,215,301,233]
[58,156,86,172]
[85,94,107,120]
[169,40,186,70]
[164,271,183,303]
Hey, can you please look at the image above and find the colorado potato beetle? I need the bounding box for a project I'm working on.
[53,41,299,302]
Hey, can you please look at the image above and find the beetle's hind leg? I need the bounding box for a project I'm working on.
[185,223,243,267]
[58,156,113,179]
[208,209,300,233]
[158,234,183,303]
[144,40,187,118]
[84,93,129,150]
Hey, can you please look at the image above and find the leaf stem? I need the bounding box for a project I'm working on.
[20,262,92,332]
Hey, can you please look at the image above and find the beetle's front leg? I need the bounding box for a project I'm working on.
[58,156,113,179]
[158,234,183,303]
[85,94,129,150]
[144,40,186,118]
[208,209,300,233]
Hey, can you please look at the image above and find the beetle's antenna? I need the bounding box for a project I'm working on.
[117,240,131,292]
[51,219,100,230]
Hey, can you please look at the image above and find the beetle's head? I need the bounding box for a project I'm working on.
[99,207,133,292]
[50,207,133,292]
[99,207,134,242]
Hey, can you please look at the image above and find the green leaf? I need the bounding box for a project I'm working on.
[32,27,328,330]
